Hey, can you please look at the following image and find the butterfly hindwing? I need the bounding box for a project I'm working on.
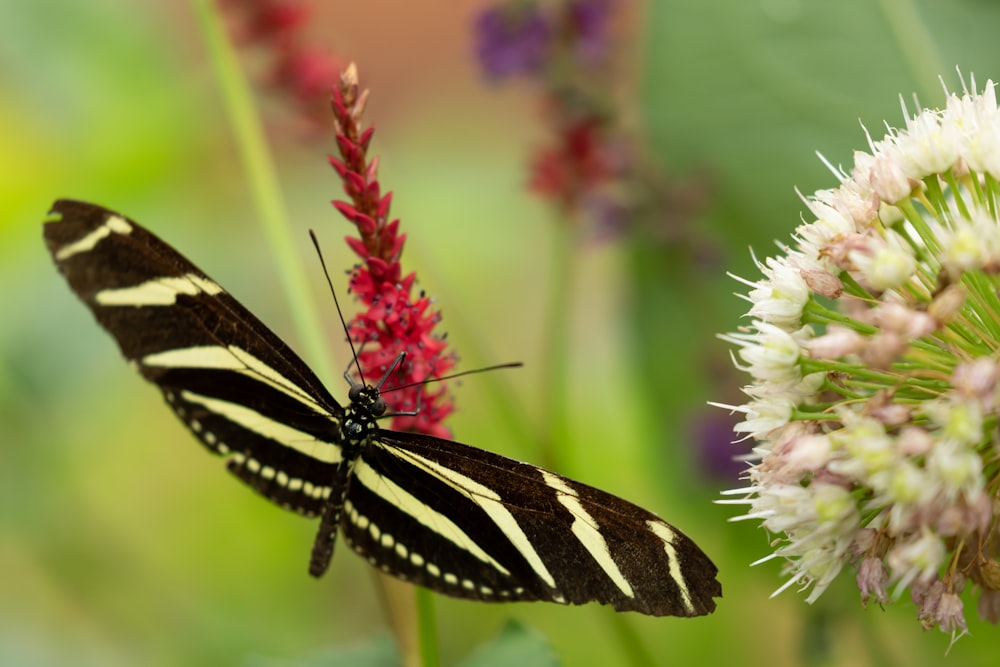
[344,430,720,616]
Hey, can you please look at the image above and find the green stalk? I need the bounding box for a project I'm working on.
[984,173,1000,218]
[416,588,440,667]
[191,0,335,383]
[876,0,947,101]
[896,196,941,257]
[542,219,659,667]
[607,614,657,667]
[538,217,575,472]
[803,299,877,335]
[942,169,971,220]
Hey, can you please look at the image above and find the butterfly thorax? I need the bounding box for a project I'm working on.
[340,383,386,453]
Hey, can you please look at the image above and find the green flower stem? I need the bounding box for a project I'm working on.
[805,357,952,397]
[799,358,899,385]
[896,196,941,258]
[538,217,575,472]
[792,409,842,423]
[416,588,439,667]
[983,173,1000,218]
[961,272,1000,342]
[542,220,655,667]
[965,170,988,212]
[836,271,876,301]
[875,0,946,101]
[192,0,335,384]
[905,337,965,365]
[607,613,656,667]
[803,300,877,334]
[944,317,998,355]
[921,173,950,217]
[942,169,971,220]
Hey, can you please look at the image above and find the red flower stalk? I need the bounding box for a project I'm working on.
[474,0,631,233]
[329,64,456,437]
[222,0,343,129]
[528,116,614,209]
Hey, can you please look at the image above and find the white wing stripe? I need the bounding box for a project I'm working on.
[143,345,329,415]
[542,471,635,599]
[95,273,223,306]
[179,390,342,464]
[55,214,133,260]
[646,520,695,614]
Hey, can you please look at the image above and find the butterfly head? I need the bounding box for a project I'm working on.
[348,382,388,418]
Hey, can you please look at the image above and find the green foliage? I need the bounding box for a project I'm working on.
[245,636,400,667]
[458,620,559,667]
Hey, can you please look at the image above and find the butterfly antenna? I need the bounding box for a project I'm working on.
[382,362,523,395]
[309,230,365,385]
[377,352,407,390]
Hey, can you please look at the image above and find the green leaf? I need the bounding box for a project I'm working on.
[458,620,560,667]
[244,635,400,667]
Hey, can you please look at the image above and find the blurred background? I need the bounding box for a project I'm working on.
[4,0,1000,665]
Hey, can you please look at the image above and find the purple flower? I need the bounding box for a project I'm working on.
[690,410,744,482]
[473,4,551,79]
[568,0,614,64]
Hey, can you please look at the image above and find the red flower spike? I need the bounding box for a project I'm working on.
[244,4,306,37]
[528,118,612,207]
[471,1,658,238]
[327,68,456,436]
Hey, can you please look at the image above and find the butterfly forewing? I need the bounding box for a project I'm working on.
[44,199,721,617]
[44,199,346,515]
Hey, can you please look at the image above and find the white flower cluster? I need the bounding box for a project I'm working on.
[718,76,1000,643]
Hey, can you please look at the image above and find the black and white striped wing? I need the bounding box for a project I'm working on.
[44,199,346,517]
[345,431,721,617]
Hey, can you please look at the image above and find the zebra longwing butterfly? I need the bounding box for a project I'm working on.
[44,199,721,617]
